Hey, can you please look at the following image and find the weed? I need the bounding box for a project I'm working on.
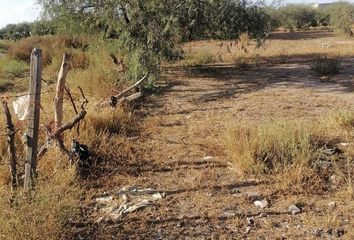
[0,166,80,240]
[0,40,9,52]
[310,55,341,76]
[2,59,28,77]
[0,78,13,92]
[223,119,350,193]
[238,32,250,53]
[185,52,216,66]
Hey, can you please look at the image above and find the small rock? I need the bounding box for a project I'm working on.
[288,204,301,215]
[203,156,213,160]
[254,199,269,209]
[246,217,254,226]
[259,212,268,218]
[330,175,339,185]
[328,201,336,209]
[245,226,252,234]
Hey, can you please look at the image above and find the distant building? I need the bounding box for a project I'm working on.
[312,3,334,9]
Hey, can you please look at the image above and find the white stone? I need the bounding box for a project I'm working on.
[288,204,301,215]
[254,199,269,209]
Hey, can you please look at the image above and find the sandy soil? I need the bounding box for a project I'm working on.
[71,33,354,240]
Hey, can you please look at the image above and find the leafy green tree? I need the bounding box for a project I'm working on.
[325,2,354,36]
[277,4,316,30]
[37,0,272,81]
[31,20,56,36]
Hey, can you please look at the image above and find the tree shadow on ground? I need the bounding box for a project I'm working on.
[269,30,335,40]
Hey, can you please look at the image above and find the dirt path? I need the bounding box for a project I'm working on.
[75,61,354,239]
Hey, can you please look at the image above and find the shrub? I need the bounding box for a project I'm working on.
[224,121,317,175]
[0,167,80,240]
[186,52,216,66]
[325,2,354,36]
[0,79,13,91]
[238,32,250,51]
[0,40,8,52]
[7,35,87,66]
[310,55,341,76]
[2,59,29,77]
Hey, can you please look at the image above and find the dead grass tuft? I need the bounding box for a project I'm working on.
[224,116,354,194]
[185,52,216,66]
[310,55,341,76]
[0,165,80,240]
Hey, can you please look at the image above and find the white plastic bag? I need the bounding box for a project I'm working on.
[13,95,30,121]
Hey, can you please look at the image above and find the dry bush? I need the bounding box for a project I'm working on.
[324,110,354,131]
[84,107,139,136]
[310,55,341,76]
[224,121,316,175]
[65,48,124,98]
[223,119,353,194]
[233,54,250,70]
[185,52,216,66]
[238,32,250,52]
[0,166,80,240]
[7,35,87,67]
[0,40,9,52]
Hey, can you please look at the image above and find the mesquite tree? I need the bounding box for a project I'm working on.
[37,0,272,80]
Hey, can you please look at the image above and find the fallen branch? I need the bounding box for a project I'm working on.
[1,100,17,190]
[125,92,143,102]
[115,73,149,100]
[101,73,149,108]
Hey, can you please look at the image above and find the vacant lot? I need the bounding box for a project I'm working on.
[61,30,354,239]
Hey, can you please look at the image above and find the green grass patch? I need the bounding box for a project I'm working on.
[2,59,29,77]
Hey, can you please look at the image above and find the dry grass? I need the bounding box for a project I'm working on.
[224,112,354,195]
[310,54,341,76]
[7,35,87,67]
[0,161,80,240]
[184,52,216,66]
[181,30,354,66]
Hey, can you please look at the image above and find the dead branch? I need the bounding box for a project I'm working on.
[1,100,17,190]
[37,110,87,159]
[78,86,88,107]
[53,110,87,138]
[115,73,149,100]
[38,86,88,160]
[101,73,149,108]
[54,53,70,132]
[65,86,78,114]
[65,86,80,134]
[110,53,119,66]
[125,92,143,102]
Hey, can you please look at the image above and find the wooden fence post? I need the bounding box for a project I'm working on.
[1,100,17,190]
[54,53,70,131]
[24,48,42,190]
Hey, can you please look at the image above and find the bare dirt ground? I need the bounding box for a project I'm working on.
[72,32,354,240]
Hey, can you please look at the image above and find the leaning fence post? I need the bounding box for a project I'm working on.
[1,100,17,190]
[54,53,70,132]
[24,48,42,190]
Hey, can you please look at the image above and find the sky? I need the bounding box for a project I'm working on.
[0,0,41,28]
